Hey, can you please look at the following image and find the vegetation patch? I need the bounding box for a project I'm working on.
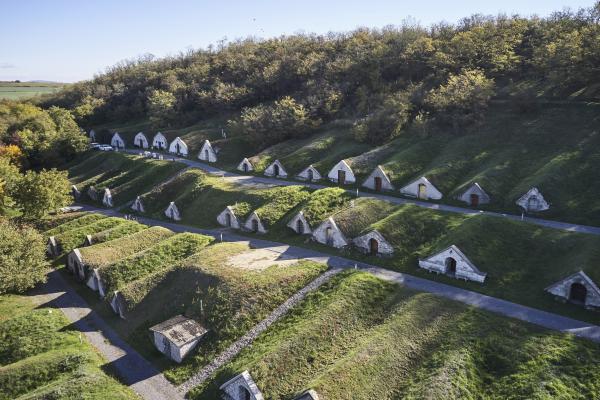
[43,213,107,238]
[192,271,600,400]
[90,220,147,244]
[53,217,129,255]
[253,186,311,226]
[0,294,137,399]
[332,197,398,237]
[101,232,213,294]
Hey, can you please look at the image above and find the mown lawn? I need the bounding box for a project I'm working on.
[192,271,600,400]
[0,294,138,399]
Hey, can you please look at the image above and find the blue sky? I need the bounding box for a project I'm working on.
[0,0,594,82]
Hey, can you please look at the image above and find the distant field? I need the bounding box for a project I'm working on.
[0,81,66,100]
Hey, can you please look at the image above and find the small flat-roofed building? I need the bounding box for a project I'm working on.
[220,370,264,400]
[149,315,208,363]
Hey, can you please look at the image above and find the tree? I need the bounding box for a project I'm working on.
[0,218,47,294]
[12,169,71,219]
[353,90,413,144]
[147,89,176,126]
[425,69,494,133]
[0,157,20,215]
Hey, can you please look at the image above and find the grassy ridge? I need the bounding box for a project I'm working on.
[0,294,137,399]
[101,232,213,294]
[68,152,187,206]
[192,271,600,400]
[44,213,107,237]
[52,217,130,255]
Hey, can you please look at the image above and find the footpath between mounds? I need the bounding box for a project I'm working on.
[121,148,600,237]
[78,204,600,345]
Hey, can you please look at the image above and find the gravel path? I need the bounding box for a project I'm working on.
[29,270,183,400]
[177,268,343,393]
[123,149,600,236]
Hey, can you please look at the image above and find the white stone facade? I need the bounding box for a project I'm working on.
[287,211,312,235]
[362,165,394,191]
[237,158,254,173]
[220,370,264,400]
[243,211,267,234]
[418,245,486,283]
[131,196,145,213]
[71,185,81,200]
[516,187,549,212]
[102,188,113,207]
[66,249,85,280]
[545,271,600,308]
[110,132,125,148]
[264,159,288,178]
[217,206,241,229]
[312,217,348,248]
[168,137,188,157]
[352,230,394,256]
[198,140,217,163]
[87,186,98,201]
[47,236,60,257]
[89,129,96,142]
[165,202,181,221]
[458,183,490,206]
[297,165,322,182]
[152,132,168,150]
[134,132,149,148]
[327,160,356,184]
[149,316,208,363]
[400,176,443,200]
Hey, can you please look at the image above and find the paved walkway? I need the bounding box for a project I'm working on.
[29,269,183,400]
[123,149,600,236]
[80,204,600,344]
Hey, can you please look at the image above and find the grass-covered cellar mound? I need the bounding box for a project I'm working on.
[44,213,107,238]
[192,271,600,400]
[52,217,130,255]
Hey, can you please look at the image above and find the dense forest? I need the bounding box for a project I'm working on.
[41,3,600,147]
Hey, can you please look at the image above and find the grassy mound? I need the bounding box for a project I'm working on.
[0,294,137,399]
[192,271,600,400]
[68,152,187,206]
[35,211,90,232]
[300,187,352,227]
[101,232,213,294]
[332,197,398,238]
[53,217,130,255]
[43,213,107,238]
[106,242,327,383]
[77,226,174,271]
[89,220,147,244]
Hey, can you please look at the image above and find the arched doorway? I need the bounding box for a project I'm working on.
[239,386,252,400]
[296,219,304,234]
[170,209,175,219]
[204,149,209,160]
[374,177,382,191]
[527,196,539,211]
[175,142,181,155]
[326,227,334,246]
[274,164,280,177]
[470,193,479,207]
[252,218,259,232]
[418,184,427,199]
[569,282,587,304]
[243,162,249,173]
[338,170,346,185]
[307,169,314,181]
[138,138,143,147]
[369,238,379,255]
[225,213,232,227]
[445,257,457,275]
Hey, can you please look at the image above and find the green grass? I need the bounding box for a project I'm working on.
[0,294,138,399]
[53,217,132,255]
[100,232,213,294]
[78,226,174,271]
[191,271,600,400]
[88,220,147,245]
[68,151,187,206]
[43,213,107,237]
[0,81,66,100]
[35,211,90,232]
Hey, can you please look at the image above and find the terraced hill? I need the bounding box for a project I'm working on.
[192,271,600,400]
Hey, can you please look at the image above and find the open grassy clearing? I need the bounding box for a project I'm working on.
[192,271,600,400]
[0,294,138,400]
[0,81,66,100]
[67,151,187,206]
